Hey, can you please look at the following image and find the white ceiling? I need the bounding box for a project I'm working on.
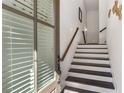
[84,0,99,11]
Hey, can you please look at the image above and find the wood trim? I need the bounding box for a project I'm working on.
[54,0,61,74]
[33,0,38,92]
[60,27,79,61]
[100,27,107,32]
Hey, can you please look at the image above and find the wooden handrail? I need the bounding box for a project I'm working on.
[100,27,107,32]
[60,27,79,61]
[82,31,86,44]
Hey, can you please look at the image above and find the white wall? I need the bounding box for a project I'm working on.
[60,0,86,88]
[87,10,99,43]
[99,0,108,44]
[106,0,122,93]
[99,0,108,30]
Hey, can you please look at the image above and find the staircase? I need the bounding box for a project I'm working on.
[62,44,115,93]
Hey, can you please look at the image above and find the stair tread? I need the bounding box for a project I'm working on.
[77,45,107,49]
[66,76,115,89]
[64,86,98,93]
[75,51,108,54]
[68,72,113,82]
[73,59,109,65]
[71,65,111,72]
[71,62,111,68]
[69,68,112,77]
[66,81,115,93]
[78,44,107,45]
[74,56,109,60]
[77,47,108,49]
[73,59,109,64]
[76,49,108,53]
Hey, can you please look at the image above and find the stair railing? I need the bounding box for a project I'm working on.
[99,27,107,32]
[82,31,86,44]
[59,27,79,61]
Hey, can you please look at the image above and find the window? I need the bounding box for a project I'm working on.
[2,0,56,92]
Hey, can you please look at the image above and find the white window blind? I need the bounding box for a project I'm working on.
[3,0,56,92]
[37,23,55,90]
[37,0,54,25]
[2,10,34,93]
[2,0,34,16]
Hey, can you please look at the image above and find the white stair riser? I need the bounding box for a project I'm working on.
[76,49,108,53]
[74,54,109,58]
[66,81,115,93]
[73,59,110,64]
[77,45,107,48]
[71,65,111,72]
[68,72,113,82]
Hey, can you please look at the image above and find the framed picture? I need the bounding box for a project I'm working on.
[78,7,82,23]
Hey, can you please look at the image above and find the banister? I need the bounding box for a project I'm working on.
[100,27,107,32]
[59,27,79,61]
[82,31,86,44]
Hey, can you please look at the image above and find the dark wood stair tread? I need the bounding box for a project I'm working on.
[71,62,110,68]
[78,43,106,45]
[74,56,109,60]
[77,47,107,49]
[75,51,108,54]
[66,76,115,89]
[63,86,98,93]
[69,68,112,77]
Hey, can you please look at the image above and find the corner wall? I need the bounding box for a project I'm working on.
[99,0,108,44]
[106,0,122,93]
[60,0,87,88]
